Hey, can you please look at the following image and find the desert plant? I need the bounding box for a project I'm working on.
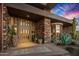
[59,33,72,45]
[72,18,76,39]
[51,34,60,44]
[7,25,16,47]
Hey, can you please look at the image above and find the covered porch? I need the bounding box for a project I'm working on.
[2,3,72,51]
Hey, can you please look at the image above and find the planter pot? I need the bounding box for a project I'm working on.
[38,39,42,44]
[12,35,17,47]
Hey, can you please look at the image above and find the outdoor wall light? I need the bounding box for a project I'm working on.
[3,6,6,8]
[26,15,30,18]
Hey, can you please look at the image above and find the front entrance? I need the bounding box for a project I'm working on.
[17,19,36,48]
[7,16,37,48]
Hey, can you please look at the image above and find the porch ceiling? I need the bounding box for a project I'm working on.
[7,7,43,22]
[6,3,72,24]
[7,7,71,26]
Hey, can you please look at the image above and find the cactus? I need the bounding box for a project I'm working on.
[72,18,76,39]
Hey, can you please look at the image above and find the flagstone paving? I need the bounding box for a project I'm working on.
[0,43,70,56]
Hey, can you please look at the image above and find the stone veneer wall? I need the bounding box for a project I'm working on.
[0,4,2,51]
[35,19,44,39]
[63,26,72,33]
[35,18,51,43]
[44,18,51,43]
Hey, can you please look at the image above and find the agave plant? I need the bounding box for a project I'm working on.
[59,33,72,45]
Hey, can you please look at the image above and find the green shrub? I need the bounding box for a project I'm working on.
[59,33,72,45]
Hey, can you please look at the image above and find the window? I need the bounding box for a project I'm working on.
[56,25,60,33]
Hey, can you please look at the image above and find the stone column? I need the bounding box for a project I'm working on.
[44,18,51,43]
[35,19,44,43]
[0,4,2,52]
[2,4,10,51]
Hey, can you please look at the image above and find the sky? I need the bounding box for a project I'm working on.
[51,3,79,20]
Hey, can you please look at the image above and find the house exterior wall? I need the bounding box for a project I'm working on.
[0,4,73,52]
[35,18,51,43]
[44,18,51,43]
[2,4,10,51]
[0,4,2,51]
[63,26,72,34]
[35,19,44,39]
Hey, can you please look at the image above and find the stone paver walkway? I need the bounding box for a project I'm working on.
[17,38,37,48]
[0,43,70,56]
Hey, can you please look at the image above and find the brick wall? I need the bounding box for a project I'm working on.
[0,4,2,51]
